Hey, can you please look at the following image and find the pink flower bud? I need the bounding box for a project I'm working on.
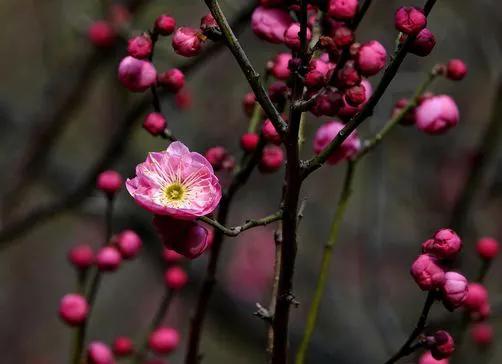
[175,88,192,110]
[172,27,203,57]
[441,271,468,311]
[428,330,455,360]
[410,28,436,57]
[305,70,326,90]
[109,4,131,27]
[327,0,359,20]
[410,254,446,290]
[419,351,449,364]
[464,283,489,312]
[127,34,153,59]
[476,237,499,260]
[87,342,115,364]
[251,6,293,44]
[68,244,94,270]
[336,60,361,88]
[158,68,185,93]
[284,23,312,50]
[112,230,142,259]
[345,84,367,106]
[154,14,176,36]
[262,120,281,144]
[243,92,256,116]
[259,145,284,173]
[200,13,218,32]
[112,337,134,356]
[332,26,354,48]
[59,294,89,326]
[446,59,468,81]
[394,7,427,35]
[97,170,123,196]
[148,327,180,354]
[270,53,292,80]
[313,120,361,165]
[204,146,228,170]
[416,95,459,134]
[422,228,462,260]
[164,266,188,290]
[153,216,210,259]
[474,303,492,321]
[355,41,387,76]
[163,248,185,264]
[240,133,260,152]
[88,21,116,48]
[118,56,157,92]
[96,246,122,272]
[470,322,493,347]
[143,112,167,136]
[393,98,416,125]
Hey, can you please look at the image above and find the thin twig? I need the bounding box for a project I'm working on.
[199,210,283,237]
[384,292,436,364]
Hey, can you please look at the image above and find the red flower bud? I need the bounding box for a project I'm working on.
[127,34,153,59]
[242,92,256,116]
[205,146,228,170]
[88,21,116,48]
[164,266,188,290]
[428,330,455,360]
[158,68,185,93]
[112,230,142,259]
[476,237,499,260]
[446,59,468,81]
[148,327,180,354]
[112,336,134,357]
[470,322,493,347]
[409,28,436,57]
[97,170,123,196]
[262,120,281,144]
[172,27,203,57]
[327,0,359,20]
[355,41,387,76]
[87,342,115,364]
[118,56,157,92]
[143,112,167,136]
[68,244,94,270]
[270,53,292,80]
[59,294,89,326]
[422,228,462,260]
[155,14,176,36]
[464,283,489,312]
[394,7,427,35]
[96,246,122,272]
[410,254,446,291]
[240,133,260,152]
[259,145,284,173]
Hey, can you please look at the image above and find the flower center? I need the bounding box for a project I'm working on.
[164,183,185,202]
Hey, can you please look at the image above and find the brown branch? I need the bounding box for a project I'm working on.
[449,75,502,234]
[202,0,287,137]
[0,6,255,249]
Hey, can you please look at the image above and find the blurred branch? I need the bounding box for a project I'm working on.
[1,0,150,219]
[449,76,502,234]
[0,5,256,249]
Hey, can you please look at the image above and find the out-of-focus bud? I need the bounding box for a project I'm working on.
[415,95,459,134]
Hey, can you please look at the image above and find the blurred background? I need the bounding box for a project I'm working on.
[0,0,501,363]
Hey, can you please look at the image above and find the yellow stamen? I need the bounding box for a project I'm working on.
[164,183,185,202]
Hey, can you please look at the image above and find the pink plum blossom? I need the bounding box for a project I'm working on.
[126,141,221,219]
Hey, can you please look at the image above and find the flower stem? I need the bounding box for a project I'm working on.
[295,161,356,364]
[384,292,436,364]
[133,289,175,363]
[71,195,115,364]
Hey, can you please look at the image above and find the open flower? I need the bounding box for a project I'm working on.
[126,141,221,219]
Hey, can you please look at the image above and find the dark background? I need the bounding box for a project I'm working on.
[0,0,501,363]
